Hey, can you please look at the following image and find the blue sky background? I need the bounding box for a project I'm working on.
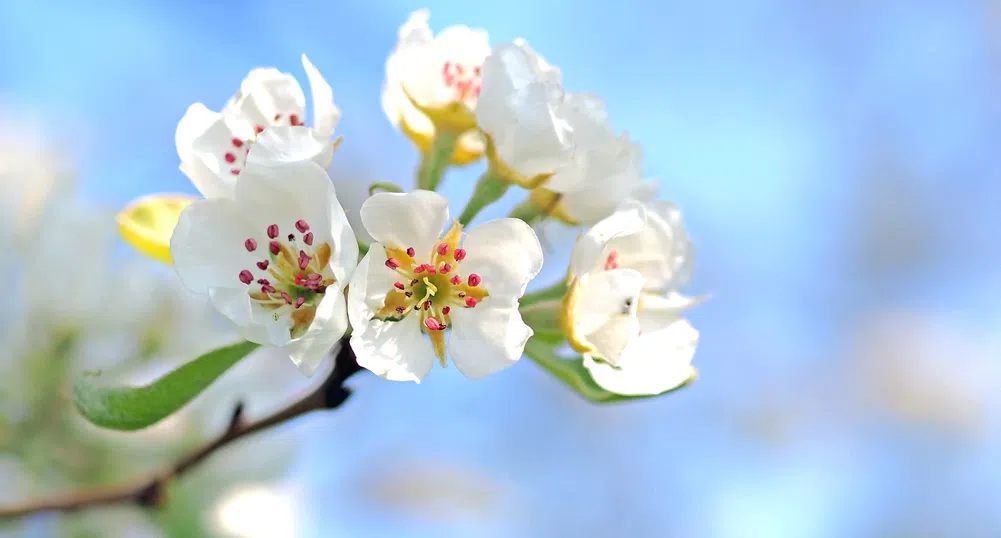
[3,0,1001,536]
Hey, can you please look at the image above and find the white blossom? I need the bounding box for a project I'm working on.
[382,9,490,163]
[170,129,357,375]
[565,200,700,395]
[347,190,543,382]
[176,54,340,198]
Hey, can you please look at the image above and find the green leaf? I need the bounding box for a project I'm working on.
[523,337,693,403]
[73,340,259,431]
[520,280,568,308]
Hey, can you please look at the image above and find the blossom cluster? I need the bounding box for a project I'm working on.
[127,9,703,396]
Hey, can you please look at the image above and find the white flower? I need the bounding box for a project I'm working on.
[551,131,658,225]
[381,9,490,164]
[176,54,340,198]
[564,200,700,395]
[170,130,358,375]
[475,40,576,183]
[347,190,543,382]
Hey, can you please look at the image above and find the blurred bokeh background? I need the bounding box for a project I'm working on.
[2,0,1000,536]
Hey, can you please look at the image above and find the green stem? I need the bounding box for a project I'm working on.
[368,182,403,196]
[458,171,510,226]
[417,131,458,191]
[508,198,544,225]
[520,280,568,307]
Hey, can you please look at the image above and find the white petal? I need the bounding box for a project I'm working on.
[477,42,572,178]
[569,200,646,276]
[560,135,646,225]
[348,252,436,383]
[170,198,259,294]
[247,125,332,169]
[458,218,543,303]
[283,286,347,376]
[234,156,357,282]
[637,292,706,333]
[583,318,698,396]
[571,268,645,336]
[231,68,306,125]
[301,54,341,137]
[177,105,250,198]
[208,288,291,348]
[382,10,434,132]
[360,191,449,255]
[448,304,531,379]
[608,200,694,291]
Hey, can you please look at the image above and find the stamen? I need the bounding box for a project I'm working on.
[414,264,426,273]
[281,292,293,304]
[604,251,619,271]
[295,219,310,233]
[450,275,461,285]
[394,282,405,290]
[298,250,311,270]
[396,306,406,313]
[245,238,257,252]
[256,278,269,285]
[225,152,237,163]
[290,114,303,126]
[239,270,253,285]
[406,247,416,257]
[423,301,431,311]
[437,243,449,256]
[440,263,451,274]
[262,284,277,294]
[269,241,280,255]
[411,279,419,286]
[267,224,279,239]
[424,318,446,331]
[304,232,314,245]
[255,124,265,134]
[232,138,244,148]
[405,291,413,297]
[386,258,401,269]
[288,233,295,242]
[257,260,269,270]
[465,296,477,308]
[295,297,306,309]
[426,265,437,274]
[467,274,481,287]
[442,306,451,315]
[453,248,466,261]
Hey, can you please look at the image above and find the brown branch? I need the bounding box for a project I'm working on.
[0,339,362,520]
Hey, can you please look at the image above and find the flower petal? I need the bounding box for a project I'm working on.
[360,190,449,255]
[234,154,357,282]
[301,54,341,137]
[283,286,347,376]
[457,218,543,303]
[607,200,694,291]
[569,268,645,364]
[170,198,259,294]
[583,318,698,396]
[569,200,646,276]
[176,104,241,198]
[348,252,436,382]
[228,67,306,127]
[448,303,531,379]
[247,125,333,169]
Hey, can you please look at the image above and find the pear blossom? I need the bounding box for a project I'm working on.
[347,190,543,382]
[382,9,490,164]
[475,42,654,224]
[475,40,576,185]
[170,130,357,375]
[563,200,700,395]
[176,54,340,198]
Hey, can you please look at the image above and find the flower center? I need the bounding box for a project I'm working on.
[223,113,306,177]
[441,61,482,104]
[374,222,490,365]
[236,219,336,338]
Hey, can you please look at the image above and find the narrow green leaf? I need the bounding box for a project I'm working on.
[73,341,259,431]
[523,337,693,403]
